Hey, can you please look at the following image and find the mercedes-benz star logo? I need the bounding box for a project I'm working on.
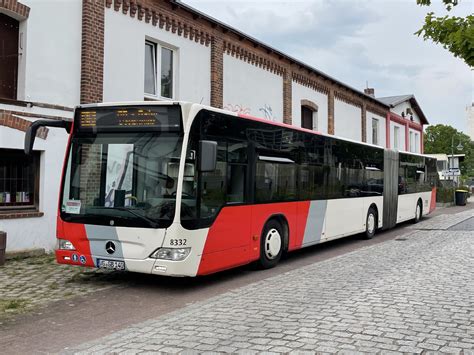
[105,241,116,255]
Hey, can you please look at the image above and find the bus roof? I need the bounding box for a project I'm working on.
[76,101,431,158]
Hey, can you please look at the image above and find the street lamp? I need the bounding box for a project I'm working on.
[450,135,463,205]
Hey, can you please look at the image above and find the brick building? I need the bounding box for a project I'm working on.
[0,0,428,252]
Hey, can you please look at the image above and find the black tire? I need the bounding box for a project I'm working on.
[413,200,422,223]
[364,207,377,239]
[257,220,284,269]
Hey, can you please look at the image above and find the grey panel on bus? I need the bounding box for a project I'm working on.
[302,200,327,245]
[383,149,399,229]
[85,224,125,261]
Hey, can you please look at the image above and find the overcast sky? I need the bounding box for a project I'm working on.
[185,0,473,133]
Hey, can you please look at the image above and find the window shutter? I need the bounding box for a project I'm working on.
[0,14,19,100]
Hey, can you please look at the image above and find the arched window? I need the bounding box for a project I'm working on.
[0,13,19,99]
[300,99,318,130]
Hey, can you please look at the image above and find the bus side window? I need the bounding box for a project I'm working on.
[227,164,245,203]
[256,161,273,202]
[200,142,226,218]
[256,161,296,202]
[226,140,247,204]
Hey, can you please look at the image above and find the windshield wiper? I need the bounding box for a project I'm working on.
[87,206,160,228]
[111,207,160,228]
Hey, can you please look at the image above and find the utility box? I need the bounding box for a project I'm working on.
[0,231,6,266]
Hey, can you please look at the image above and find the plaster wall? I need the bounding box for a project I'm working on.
[103,8,211,105]
[291,82,328,133]
[392,101,421,124]
[334,99,361,141]
[223,54,283,122]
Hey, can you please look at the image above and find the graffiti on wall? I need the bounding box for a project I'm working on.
[223,104,251,115]
[223,103,278,122]
[259,104,275,121]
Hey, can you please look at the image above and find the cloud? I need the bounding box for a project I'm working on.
[190,0,379,49]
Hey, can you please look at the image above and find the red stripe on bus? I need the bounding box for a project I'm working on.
[197,201,310,275]
[429,187,436,213]
[55,220,94,267]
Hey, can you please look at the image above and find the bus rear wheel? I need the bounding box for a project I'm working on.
[414,200,422,223]
[364,207,377,239]
[258,220,284,269]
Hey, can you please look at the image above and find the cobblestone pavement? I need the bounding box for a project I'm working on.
[70,210,474,354]
[0,254,123,322]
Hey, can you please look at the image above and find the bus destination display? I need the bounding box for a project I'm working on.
[77,106,181,131]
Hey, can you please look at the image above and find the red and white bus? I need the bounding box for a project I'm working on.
[25,102,438,276]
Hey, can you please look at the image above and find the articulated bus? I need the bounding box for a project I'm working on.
[25,102,438,276]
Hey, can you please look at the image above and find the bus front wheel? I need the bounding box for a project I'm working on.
[258,220,284,269]
[364,207,377,239]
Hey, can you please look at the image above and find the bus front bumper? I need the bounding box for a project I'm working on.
[55,249,200,277]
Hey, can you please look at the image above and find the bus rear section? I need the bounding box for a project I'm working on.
[396,152,437,222]
[175,109,437,276]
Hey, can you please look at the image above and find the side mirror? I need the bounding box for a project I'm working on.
[25,119,72,155]
[198,140,217,172]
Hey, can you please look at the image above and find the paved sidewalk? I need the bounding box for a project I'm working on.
[0,254,122,322]
[408,208,474,230]
[70,210,474,354]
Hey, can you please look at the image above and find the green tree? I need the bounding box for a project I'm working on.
[424,124,474,177]
[415,0,474,67]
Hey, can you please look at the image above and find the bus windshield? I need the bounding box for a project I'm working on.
[61,132,183,228]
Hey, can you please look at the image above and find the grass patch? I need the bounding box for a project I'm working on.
[24,254,56,266]
[0,298,30,314]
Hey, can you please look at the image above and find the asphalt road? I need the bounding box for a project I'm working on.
[0,205,470,354]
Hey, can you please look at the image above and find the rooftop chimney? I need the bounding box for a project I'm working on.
[364,88,375,97]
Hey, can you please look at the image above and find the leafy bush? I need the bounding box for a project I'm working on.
[436,186,456,203]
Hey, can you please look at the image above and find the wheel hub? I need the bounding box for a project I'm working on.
[265,228,282,260]
[367,214,375,234]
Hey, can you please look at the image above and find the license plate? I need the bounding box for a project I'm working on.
[97,259,125,271]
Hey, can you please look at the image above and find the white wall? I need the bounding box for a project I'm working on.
[366,112,386,148]
[291,82,328,133]
[104,8,211,104]
[392,101,421,124]
[223,54,283,122]
[19,0,82,107]
[334,99,361,141]
[0,121,69,252]
[390,121,406,151]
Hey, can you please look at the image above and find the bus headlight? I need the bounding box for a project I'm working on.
[57,239,76,251]
[150,247,191,261]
